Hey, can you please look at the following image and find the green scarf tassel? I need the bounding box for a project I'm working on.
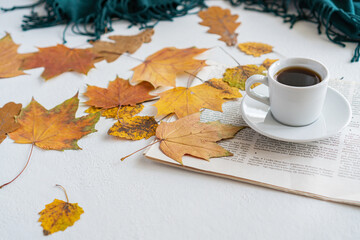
[229,0,360,62]
[3,0,360,62]
[2,0,206,42]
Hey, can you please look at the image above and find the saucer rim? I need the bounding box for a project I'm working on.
[240,86,352,143]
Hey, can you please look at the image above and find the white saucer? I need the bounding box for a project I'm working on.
[240,85,352,142]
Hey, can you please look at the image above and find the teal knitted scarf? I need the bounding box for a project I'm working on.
[2,0,206,42]
[2,0,360,62]
[230,0,360,62]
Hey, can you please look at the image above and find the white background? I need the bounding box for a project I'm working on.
[1,0,360,239]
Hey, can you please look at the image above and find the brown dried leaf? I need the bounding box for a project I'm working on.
[156,113,245,164]
[108,116,158,140]
[238,42,273,57]
[198,6,241,46]
[92,29,154,63]
[0,102,22,143]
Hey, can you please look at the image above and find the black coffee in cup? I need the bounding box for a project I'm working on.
[275,67,321,87]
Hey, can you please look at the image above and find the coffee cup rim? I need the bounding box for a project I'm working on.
[268,58,329,89]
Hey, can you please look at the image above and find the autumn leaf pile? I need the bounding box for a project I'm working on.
[0,4,282,236]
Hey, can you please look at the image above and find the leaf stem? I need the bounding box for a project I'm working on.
[123,53,144,63]
[121,139,161,161]
[157,113,173,123]
[0,143,34,189]
[55,184,69,203]
[116,105,122,123]
[216,45,241,66]
[142,97,160,103]
[184,71,205,83]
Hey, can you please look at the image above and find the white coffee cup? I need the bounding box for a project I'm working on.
[245,58,329,126]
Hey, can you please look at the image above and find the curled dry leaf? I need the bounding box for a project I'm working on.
[84,77,155,109]
[0,102,22,143]
[21,44,96,80]
[108,116,158,140]
[198,6,241,46]
[9,94,100,150]
[223,64,266,90]
[38,185,84,236]
[262,58,279,69]
[85,104,144,119]
[131,47,208,88]
[238,42,273,57]
[154,78,241,118]
[156,113,246,164]
[92,29,154,63]
[0,33,27,78]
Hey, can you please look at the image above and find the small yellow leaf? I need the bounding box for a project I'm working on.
[108,116,158,140]
[223,65,266,90]
[85,104,144,119]
[262,58,279,69]
[203,78,242,99]
[38,199,84,236]
[238,42,273,57]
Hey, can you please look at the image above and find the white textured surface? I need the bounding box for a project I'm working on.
[0,1,360,239]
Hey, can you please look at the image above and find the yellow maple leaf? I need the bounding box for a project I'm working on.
[108,116,158,140]
[222,65,266,90]
[131,47,208,88]
[154,79,241,118]
[38,185,84,236]
[238,42,273,57]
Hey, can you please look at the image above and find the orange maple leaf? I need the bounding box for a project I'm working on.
[153,79,241,118]
[21,44,96,80]
[156,113,245,164]
[131,47,208,88]
[84,77,155,109]
[9,94,100,150]
[198,6,241,46]
[0,33,27,78]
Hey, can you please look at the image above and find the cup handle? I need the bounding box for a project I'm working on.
[245,75,270,106]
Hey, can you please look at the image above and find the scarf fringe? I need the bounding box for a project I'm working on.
[2,0,206,43]
[229,0,360,62]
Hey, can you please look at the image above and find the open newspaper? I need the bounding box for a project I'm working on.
[145,64,360,206]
